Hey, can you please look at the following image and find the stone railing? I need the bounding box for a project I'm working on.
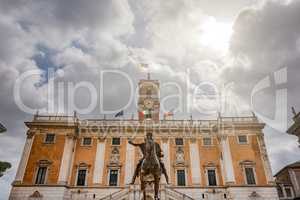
[221,116,258,123]
[31,114,259,128]
[82,119,218,128]
[33,115,78,123]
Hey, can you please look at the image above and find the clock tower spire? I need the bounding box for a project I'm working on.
[138,75,160,122]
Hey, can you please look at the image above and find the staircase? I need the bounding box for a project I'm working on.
[99,188,130,200]
[98,185,195,200]
[164,186,195,200]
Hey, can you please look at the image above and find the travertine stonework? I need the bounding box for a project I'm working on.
[10,77,279,200]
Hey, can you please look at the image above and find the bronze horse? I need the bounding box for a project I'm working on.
[140,136,161,200]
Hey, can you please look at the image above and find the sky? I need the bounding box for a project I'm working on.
[0,0,300,199]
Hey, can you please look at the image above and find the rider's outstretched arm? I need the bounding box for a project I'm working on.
[128,140,140,146]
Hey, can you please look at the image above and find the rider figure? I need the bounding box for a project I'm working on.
[128,132,169,184]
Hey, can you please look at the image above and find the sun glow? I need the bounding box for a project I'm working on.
[200,18,233,52]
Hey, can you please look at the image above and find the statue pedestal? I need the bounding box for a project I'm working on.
[137,184,154,200]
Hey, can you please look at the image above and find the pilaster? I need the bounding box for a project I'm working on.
[189,138,201,185]
[13,130,35,185]
[93,137,106,185]
[58,133,75,185]
[220,135,235,184]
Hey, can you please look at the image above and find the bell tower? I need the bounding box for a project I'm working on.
[138,73,160,122]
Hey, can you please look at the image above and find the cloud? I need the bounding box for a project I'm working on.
[0,0,300,199]
[0,1,135,199]
[222,0,300,172]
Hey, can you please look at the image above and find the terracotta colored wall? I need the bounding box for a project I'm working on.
[22,128,269,188]
[70,137,97,186]
[198,137,223,186]
[94,137,127,186]
[229,134,267,185]
[23,131,66,184]
[119,138,127,186]
[184,139,192,186]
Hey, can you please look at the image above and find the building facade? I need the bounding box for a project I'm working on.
[10,77,279,200]
[275,161,300,200]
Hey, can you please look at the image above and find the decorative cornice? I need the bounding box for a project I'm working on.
[97,137,106,142]
[26,130,35,139]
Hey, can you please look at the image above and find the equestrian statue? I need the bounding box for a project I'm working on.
[128,132,169,200]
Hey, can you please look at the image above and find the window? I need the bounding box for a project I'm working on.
[176,170,186,186]
[44,133,55,143]
[77,169,87,186]
[203,137,212,146]
[175,138,184,146]
[82,137,92,146]
[109,170,119,186]
[35,166,47,184]
[277,186,284,197]
[207,169,217,186]
[245,167,256,185]
[238,135,248,144]
[112,138,120,145]
[285,187,293,198]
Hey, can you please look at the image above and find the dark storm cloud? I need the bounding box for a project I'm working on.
[226,0,300,118]
[224,0,300,172]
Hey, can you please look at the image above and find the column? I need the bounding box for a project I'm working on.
[93,138,106,184]
[220,135,235,184]
[189,138,201,185]
[14,131,35,184]
[124,140,135,184]
[162,138,170,184]
[58,134,75,184]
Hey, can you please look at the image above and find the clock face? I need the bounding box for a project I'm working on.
[144,99,154,109]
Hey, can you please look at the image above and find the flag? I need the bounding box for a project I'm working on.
[0,122,7,133]
[163,110,174,120]
[115,110,124,118]
[164,111,173,117]
[164,109,174,117]
[139,111,144,119]
[139,110,152,119]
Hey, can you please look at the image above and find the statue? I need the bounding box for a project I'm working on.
[128,132,169,200]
